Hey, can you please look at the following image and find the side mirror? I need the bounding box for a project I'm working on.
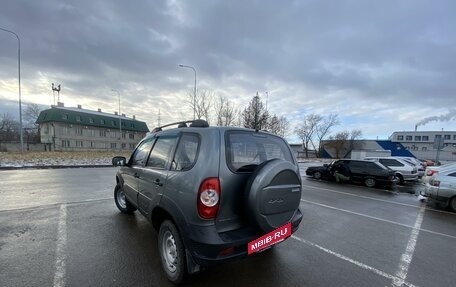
[112,156,127,166]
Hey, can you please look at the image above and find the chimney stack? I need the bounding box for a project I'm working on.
[98,108,102,112]
[77,104,82,109]
[133,115,136,120]
[57,102,64,107]
[114,111,118,115]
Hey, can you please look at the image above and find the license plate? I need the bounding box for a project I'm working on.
[247,222,292,255]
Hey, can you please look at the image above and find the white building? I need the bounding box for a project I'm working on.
[389,131,456,162]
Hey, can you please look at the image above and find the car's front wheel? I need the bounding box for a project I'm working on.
[158,220,187,284]
[114,184,137,214]
[395,173,404,185]
[449,196,456,212]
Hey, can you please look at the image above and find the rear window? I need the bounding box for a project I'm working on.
[226,131,293,172]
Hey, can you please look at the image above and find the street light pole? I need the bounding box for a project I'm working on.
[178,64,197,120]
[1,27,23,152]
[111,89,122,149]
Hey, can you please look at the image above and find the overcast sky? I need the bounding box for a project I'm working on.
[1,0,455,142]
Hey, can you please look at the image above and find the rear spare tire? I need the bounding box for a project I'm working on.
[245,159,302,233]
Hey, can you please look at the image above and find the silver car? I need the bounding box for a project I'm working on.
[364,157,418,184]
[422,167,456,212]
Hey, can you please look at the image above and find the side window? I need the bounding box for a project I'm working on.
[131,139,155,166]
[380,159,404,167]
[147,136,178,169]
[171,133,200,171]
[346,161,362,172]
[367,162,381,172]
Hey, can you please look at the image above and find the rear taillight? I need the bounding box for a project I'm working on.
[197,177,220,219]
[426,170,437,176]
[430,179,440,187]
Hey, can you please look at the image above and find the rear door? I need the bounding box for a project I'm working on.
[137,135,178,215]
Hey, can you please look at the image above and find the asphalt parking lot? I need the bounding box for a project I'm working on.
[1,166,455,287]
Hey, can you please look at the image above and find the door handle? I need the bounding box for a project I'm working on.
[154,179,163,187]
[134,173,140,178]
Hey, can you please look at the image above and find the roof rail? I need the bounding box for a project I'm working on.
[151,119,209,133]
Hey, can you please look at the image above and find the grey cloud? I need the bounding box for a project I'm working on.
[1,0,456,135]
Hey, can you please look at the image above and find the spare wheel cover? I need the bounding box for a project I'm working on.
[246,159,302,232]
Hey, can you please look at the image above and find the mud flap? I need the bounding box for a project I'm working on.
[186,249,202,274]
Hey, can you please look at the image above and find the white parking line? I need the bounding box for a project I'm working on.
[291,235,417,287]
[305,185,456,216]
[53,204,67,287]
[0,197,112,213]
[393,203,426,287]
[301,199,456,240]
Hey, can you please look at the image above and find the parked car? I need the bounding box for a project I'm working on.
[112,120,303,284]
[305,159,396,188]
[422,167,456,212]
[422,162,456,185]
[397,157,425,178]
[364,157,418,184]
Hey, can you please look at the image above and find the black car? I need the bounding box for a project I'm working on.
[305,159,396,188]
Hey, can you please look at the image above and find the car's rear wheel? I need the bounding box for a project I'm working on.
[158,220,186,284]
[114,184,136,214]
[313,171,322,180]
[364,177,376,188]
[449,196,456,212]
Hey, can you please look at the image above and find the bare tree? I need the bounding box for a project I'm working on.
[277,116,289,137]
[324,129,363,158]
[242,92,268,130]
[215,95,236,126]
[0,113,20,141]
[267,114,280,135]
[315,113,339,156]
[188,88,213,123]
[294,114,323,158]
[23,103,42,128]
[326,131,350,158]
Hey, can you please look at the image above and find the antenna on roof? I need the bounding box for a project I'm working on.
[52,83,61,105]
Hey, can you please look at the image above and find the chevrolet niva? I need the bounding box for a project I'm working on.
[112,120,303,284]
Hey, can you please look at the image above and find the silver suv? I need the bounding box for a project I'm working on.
[112,120,303,284]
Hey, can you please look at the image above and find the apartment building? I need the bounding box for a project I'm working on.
[36,103,149,151]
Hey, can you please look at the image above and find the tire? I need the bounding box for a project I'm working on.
[114,184,137,214]
[246,159,302,233]
[449,197,456,212]
[158,220,186,284]
[364,177,376,188]
[395,173,404,185]
[313,171,322,180]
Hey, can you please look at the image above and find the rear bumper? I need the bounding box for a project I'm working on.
[403,174,419,181]
[184,209,303,267]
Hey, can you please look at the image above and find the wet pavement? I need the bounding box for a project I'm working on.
[1,166,455,287]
